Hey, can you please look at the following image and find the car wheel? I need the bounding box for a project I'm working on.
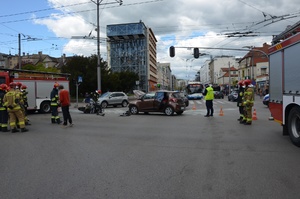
[101,101,108,108]
[164,106,174,116]
[129,105,139,115]
[288,106,300,147]
[122,100,129,107]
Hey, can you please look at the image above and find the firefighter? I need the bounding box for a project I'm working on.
[21,84,30,125]
[50,82,61,124]
[3,82,28,133]
[241,79,254,125]
[0,84,9,132]
[237,80,245,122]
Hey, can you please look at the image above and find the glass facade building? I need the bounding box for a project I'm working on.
[107,21,157,92]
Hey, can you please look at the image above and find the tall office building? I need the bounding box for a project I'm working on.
[106,21,157,92]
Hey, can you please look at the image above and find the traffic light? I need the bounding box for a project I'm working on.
[194,48,200,58]
[169,46,175,57]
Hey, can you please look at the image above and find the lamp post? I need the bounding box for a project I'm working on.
[91,0,123,90]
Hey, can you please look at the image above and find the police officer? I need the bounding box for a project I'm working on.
[203,84,214,117]
[241,79,254,125]
[0,84,8,132]
[50,83,61,124]
[237,80,245,122]
[3,82,28,133]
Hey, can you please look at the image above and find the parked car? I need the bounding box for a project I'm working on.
[97,92,129,108]
[187,93,203,100]
[129,90,186,116]
[263,94,269,107]
[228,91,238,102]
[214,91,224,99]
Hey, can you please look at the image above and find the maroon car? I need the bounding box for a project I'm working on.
[128,90,186,116]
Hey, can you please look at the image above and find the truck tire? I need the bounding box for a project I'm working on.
[288,106,300,147]
[39,101,51,113]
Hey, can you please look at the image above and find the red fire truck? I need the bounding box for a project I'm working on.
[268,20,300,146]
[0,68,70,113]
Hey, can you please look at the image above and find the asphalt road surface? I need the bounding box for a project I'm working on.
[1,97,300,199]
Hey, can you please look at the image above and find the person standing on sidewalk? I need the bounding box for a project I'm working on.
[58,85,73,127]
[203,84,214,117]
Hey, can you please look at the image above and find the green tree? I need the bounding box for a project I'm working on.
[61,55,138,97]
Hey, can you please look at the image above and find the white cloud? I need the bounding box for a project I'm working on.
[35,0,300,79]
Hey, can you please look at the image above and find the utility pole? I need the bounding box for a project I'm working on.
[18,33,21,69]
[228,61,231,94]
[90,0,123,90]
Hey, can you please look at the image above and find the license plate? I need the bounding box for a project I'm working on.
[181,107,185,110]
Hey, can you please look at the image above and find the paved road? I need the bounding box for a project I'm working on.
[1,97,299,199]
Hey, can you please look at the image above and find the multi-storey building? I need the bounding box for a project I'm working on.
[106,21,157,92]
[238,43,270,93]
[157,62,171,90]
[209,56,240,85]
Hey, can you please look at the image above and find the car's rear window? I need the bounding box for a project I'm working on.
[171,92,182,98]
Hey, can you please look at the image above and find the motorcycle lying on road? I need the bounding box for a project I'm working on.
[78,99,105,116]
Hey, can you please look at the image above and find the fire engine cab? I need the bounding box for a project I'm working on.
[268,20,300,146]
[0,68,70,113]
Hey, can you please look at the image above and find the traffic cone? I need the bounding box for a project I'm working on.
[219,107,224,116]
[252,108,257,120]
[192,104,196,110]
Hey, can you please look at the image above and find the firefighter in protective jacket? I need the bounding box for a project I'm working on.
[241,79,254,125]
[3,82,28,132]
[50,83,61,124]
[237,80,245,122]
[0,84,8,132]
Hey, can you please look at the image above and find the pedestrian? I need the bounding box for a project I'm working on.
[50,83,61,124]
[0,84,8,132]
[84,92,91,103]
[241,79,254,125]
[3,82,28,133]
[58,85,73,127]
[203,84,214,117]
[237,80,245,122]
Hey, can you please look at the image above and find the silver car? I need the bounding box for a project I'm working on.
[97,92,129,108]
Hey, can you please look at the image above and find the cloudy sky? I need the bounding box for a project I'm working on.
[1,0,299,79]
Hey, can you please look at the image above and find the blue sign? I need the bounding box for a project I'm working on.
[78,76,83,83]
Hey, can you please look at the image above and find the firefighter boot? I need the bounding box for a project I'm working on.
[51,118,56,124]
[2,127,8,132]
[56,118,61,124]
[11,128,19,133]
[21,128,28,133]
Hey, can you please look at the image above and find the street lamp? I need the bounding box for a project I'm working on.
[91,0,123,90]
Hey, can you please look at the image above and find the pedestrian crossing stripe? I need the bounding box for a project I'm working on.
[189,100,231,105]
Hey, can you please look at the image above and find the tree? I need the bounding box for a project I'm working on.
[61,55,139,97]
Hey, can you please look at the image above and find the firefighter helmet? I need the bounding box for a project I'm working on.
[9,82,16,88]
[244,79,251,86]
[54,83,59,88]
[97,90,102,94]
[238,80,244,86]
[0,84,7,90]
[21,84,27,89]
[16,82,22,88]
